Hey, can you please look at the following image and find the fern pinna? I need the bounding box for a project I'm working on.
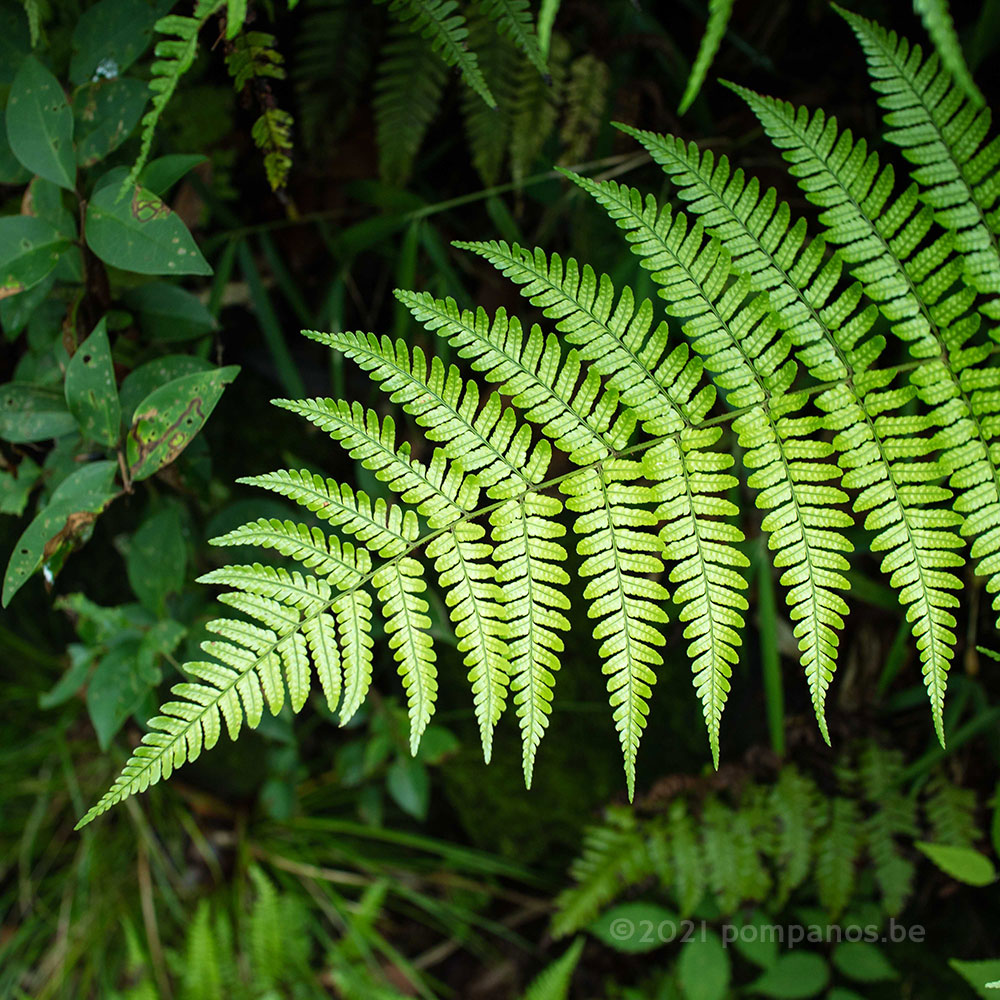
[77,7,1000,826]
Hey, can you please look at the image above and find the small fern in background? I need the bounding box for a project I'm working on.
[76,6,1000,827]
[553,743,984,937]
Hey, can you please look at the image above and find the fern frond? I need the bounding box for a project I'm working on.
[923,770,980,846]
[568,174,852,743]
[462,17,519,185]
[911,0,984,108]
[381,0,496,108]
[398,287,668,782]
[453,238,749,763]
[770,765,820,904]
[561,462,668,797]
[522,938,584,1000]
[679,0,733,115]
[552,806,648,936]
[127,0,224,191]
[305,329,522,758]
[374,557,438,751]
[815,796,862,916]
[837,8,1000,312]
[295,0,372,149]
[375,22,448,186]
[559,54,608,166]
[509,34,566,187]
[857,743,917,914]
[472,0,546,76]
[731,84,980,739]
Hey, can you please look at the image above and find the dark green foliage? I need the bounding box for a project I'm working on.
[553,743,982,935]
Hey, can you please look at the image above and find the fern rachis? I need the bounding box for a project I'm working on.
[76,7,1000,826]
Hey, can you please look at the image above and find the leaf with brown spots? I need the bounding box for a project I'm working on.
[84,166,211,276]
[2,460,118,606]
[126,365,239,481]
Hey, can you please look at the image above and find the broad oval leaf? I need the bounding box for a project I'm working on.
[0,215,70,300]
[69,0,158,85]
[3,460,118,606]
[126,504,187,613]
[0,382,77,442]
[72,77,148,167]
[126,365,239,481]
[85,168,212,276]
[915,840,998,886]
[119,354,214,425]
[139,153,207,197]
[589,902,678,954]
[64,318,122,446]
[749,952,830,998]
[123,281,217,341]
[86,638,150,749]
[831,942,897,983]
[5,55,76,190]
[678,931,730,1000]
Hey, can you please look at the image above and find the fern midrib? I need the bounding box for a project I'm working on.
[674,441,726,762]
[595,463,639,773]
[514,493,545,783]
[449,529,506,759]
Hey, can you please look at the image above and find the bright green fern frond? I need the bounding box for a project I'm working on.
[127,0,224,191]
[453,239,698,435]
[568,173,852,742]
[679,0,734,115]
[79,10,1000,824]
[644,433,747,763]
[211,517,372,581]
[837,8,1000,313]
[375,22,448,186]
[732,85,979,734]
[397,290,635,462]
[491,491,570,785]
[242,469,419,557]
[472,0,546,75]
[911,0,984,108]
[305,330,524,757]
[380,0,496,108]
[562,461,668,798]
[374,556,438,751]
